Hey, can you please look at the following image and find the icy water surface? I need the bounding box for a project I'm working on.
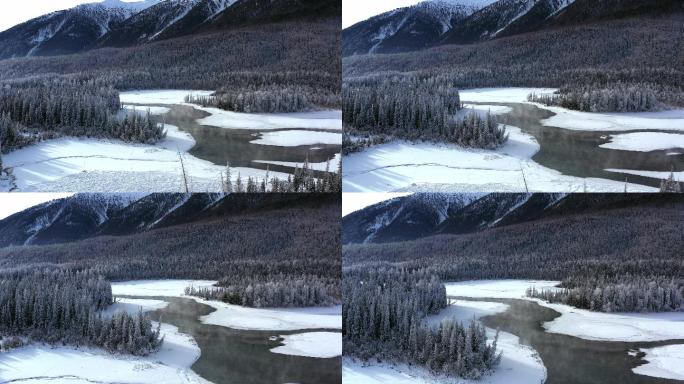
[485,102,684,189]
[134,296,341,384]
[127,104,340,175]
[477,298,684,384]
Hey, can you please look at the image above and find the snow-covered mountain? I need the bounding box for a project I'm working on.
[0,193,226,247]
[342,193,573,244]
[343,0,495,56]
[439,0,575,44]
[0,0,160,58]
[96,0,240,47]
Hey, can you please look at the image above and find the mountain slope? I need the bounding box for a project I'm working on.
[342,193,683,244]
[0,0,159,59]
[343,0,493,56]
[203,0,341,31]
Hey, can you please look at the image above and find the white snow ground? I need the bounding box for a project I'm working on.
[194,106,342,131]
[606,168,684,182]
[459,88,557,103]
[254,153,341,172]
[445,280,684,342]
[342,128,655,192]
[250,130,342,146]
[123,105,171,115]
[2,125,290,192]
[112,279,217,297]
[120,90,214,105]
[198,300,342,331]
[632,344,684,381]
[103,297,169,316]
[540,107,684,132]
[111,280,342,331]
[599,132,684,152]
[345,296,546,384]
[270,332,342,358]
[0,323,210,384]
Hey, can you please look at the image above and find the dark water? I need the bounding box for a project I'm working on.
[128,296,341,384]
[477,102,684,188]
[127,104,340,175]
[473,298,684,384]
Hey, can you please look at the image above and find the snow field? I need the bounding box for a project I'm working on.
[250,130,342,146]
[254,153,341,172]
[194,106,342,131]
[103,297,169,316]
[540,107,684,132]
[599,132,684,152]
[112,279,217,297]
[119,90,214,105]
[606,168,684,182]
[3,125,291,192]
[0,323,210,384]
[632,344,684,381]
[123,105,171,115]
[270,332,342,358]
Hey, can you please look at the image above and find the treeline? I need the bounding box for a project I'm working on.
[344,267,500,379]
[528,275,683,313]
[343,75,507,149]
[0,78,165,151]
[186,84,340,113]
[528,84,660,112]
[185,273,338,307]
[0,268,161,355]
[221,160,341,193]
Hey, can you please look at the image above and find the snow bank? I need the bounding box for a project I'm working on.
[253,153,341,172]
[540,107,684,132]
[445,280,684,343]
[459,88,557,103]
[539,303,684,342]
[103,298,169,316]
[111,280,342,332]
[343,330,546,384]
[250,130,342,146]
[198,300,342,331]
[270,332,342,358]
[606,168,684,182]
[461,104,513,115]
[342,128,655,192]
[194,106,342,131]
[123,105,171,115]
[0,323,210,384]
[632,344,684,381]
[3,126,290,192]
[424,300,509,328]
[112,279,217,297]
[120,90,214,105]
[599,132,684,152]
[444,280,561,299]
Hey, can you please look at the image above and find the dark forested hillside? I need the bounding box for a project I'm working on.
[0,193,341,307]
[343,193,684,312]
[344,6,683,107]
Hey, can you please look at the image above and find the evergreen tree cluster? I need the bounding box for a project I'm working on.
[344,266,499,379]
[343,75,507,150]
[527,275,683,313]
[0,78,165,151]
[528,84,660,112]
[185,273,338,308]
[0,267,161,355]
[223,159,341,193]
[186,84,339,113]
